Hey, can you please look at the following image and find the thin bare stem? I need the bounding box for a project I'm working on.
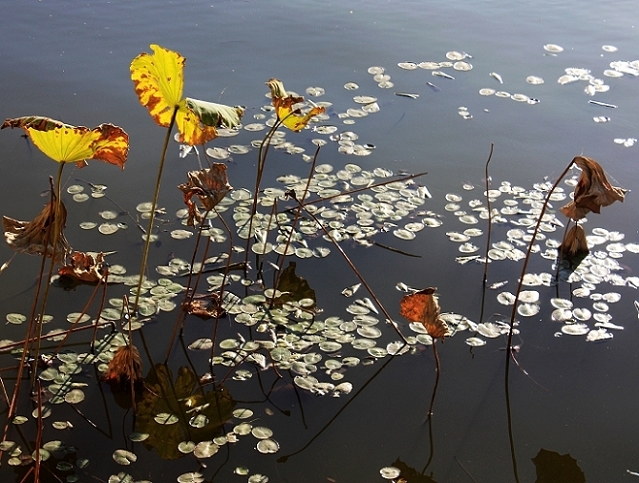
[133,105,179,312]
[478,143,494,325]
[291,195,409,344]
[504,157,575,483]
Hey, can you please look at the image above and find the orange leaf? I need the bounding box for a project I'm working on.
[399,287,448,340]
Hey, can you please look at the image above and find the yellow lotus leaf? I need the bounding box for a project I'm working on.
[131,44,185,126]
[2,116,129,169]
[131,45,243,146]
[174,100,218,146]
[267,78,325,132]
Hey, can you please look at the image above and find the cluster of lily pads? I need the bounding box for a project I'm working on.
[0,41,634,483]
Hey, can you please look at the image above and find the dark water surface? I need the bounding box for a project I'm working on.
[1,1,639,482]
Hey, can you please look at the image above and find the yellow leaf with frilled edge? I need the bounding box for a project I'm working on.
[131,44,185,127]
[24,123,129,169]
[266,78,325,132]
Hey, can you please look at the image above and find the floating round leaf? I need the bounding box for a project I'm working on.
[544,44,564,53]
[154,413,179,425]
[64,389,85,404]
[112,449,137,466]
[497,292,516,305]
[178,441,195,454]
[380,467,401,479]
[466,337,487,347]
[193,441,219,458]
[561,323,590,336]
[6,313,26,325]
[177,472,205,483]
[98,223,119,235]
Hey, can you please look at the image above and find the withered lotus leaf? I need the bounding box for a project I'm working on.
[58,251,108,284]
[266,78,325,132]
[131,44,243,146]
[2,116,129,169]
[178,164,233,225]
[559,224,589,258]
[561,156,626,221]
[102,345,143,385]
[184,292,226,320]
[399,287,449,340]
[3,198,71,263]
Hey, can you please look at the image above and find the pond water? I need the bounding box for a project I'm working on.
[1,0,639,482]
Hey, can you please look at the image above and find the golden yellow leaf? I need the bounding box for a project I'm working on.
[399,287,448,340]
[266,78,325,132]
[2,116,129,169]
[131,44,185,127]
[131,45,243,146]
[174,100,218,146]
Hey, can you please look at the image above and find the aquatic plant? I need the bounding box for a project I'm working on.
[130,44,243,311]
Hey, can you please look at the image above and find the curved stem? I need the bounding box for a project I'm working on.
[133,106,179,312]
[504,158,575,483]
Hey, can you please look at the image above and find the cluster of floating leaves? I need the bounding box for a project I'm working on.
[3,44,638,483]
[436,174,636,346]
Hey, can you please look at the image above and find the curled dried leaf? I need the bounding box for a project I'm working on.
[178,164,232,225]
[103,345,143,385]
[561,156,626,221]
[399,287,448,340]
[3,197,71,263]
[267,78,326,132]
[184,292,226,320]
[58,251,108,284]
[559,224,589,258]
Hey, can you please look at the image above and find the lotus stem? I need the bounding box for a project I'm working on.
[133,105,179,313]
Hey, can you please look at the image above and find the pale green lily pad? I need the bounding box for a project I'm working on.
[193,441,219,458]
[112,449,137,465]
[178,441,196,454]
[189,414,209,429]
[256,438,280,454]
[154,413,179,425]
[233,408,253,419]
[188,338,213,351]
[64,389,85,404]
[251,426,273,439]
[6,313,26,325]
[177,472,205,483]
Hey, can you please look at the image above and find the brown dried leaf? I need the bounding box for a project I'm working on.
[178,164,232,226]
[58,251,108,284]
[561,156,626,221]
[103,345,143,385]
[3,197,71,263]
[184,292,226,320]
[559,225,589,258]
[399,287,448,340]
